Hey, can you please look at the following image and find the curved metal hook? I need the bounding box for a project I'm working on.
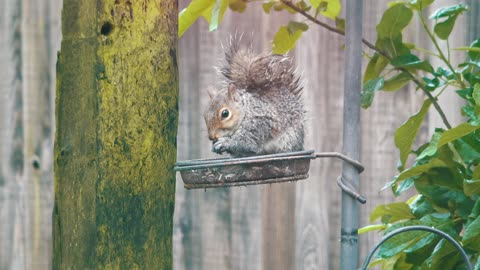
[314,152,364,173]
[314,152,366,203]
[361,225,472,270]
[337,176,366,204]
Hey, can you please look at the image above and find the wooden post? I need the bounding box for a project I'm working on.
[53,0,178,268]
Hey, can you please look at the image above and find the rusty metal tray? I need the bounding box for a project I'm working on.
[174,150,315,189]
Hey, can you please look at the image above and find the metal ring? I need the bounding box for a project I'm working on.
[361,225,472,270]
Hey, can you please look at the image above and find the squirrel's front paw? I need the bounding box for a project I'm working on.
[212,138,229,154]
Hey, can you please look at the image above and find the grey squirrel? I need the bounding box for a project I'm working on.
[204,40,305,157]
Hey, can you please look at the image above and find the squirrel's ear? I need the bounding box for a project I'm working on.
[207,87,217,100]
[227,83,237,100]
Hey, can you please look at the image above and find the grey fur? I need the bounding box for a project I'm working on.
[204,40,305,157]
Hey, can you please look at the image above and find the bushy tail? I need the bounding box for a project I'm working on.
[220,37,302,97]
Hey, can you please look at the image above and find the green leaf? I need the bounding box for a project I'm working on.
[295,0,311,12]
[377,220,424,258]
[475,257,480,270]
[456,87,472,100]
[395,158,447,183]
[463,215,480,251]
[465,73,480,88]
[437,123,480,149]
[376,34,411,58]
[391,54,420,66]
[179,0,216,37]
[383,72,411,91]
[358,224,388,235]
[370,202,415,223]
[433,15,458,40]
[377,214,451,259]
[287,21,308,32]
[379,253,413,270]
[229,0,247,12]
[473,84,480,105]
[319,0,341,20]
[430,4,468,20]
[308,0,321,9]
[361,77,384,108]
[415,177,473,219]
[409,195,435,217]
[459,61,480,70]
[453,136,480,164]
[208,0,229,32]
[272,25,304,54]
[309,0,340,19]
[262,2,275,13]
[468,39,480,61]
[394,99,432,168]
[417,130,442,160]
[376,4,413,39]
[391,54,434,73]
[464,179,480,197]
[430,4,468,40]
[454,47,480,52]
[425,239,460,269]
[391,253,413,270]
[404,213,454,253]
[422,76,440,91]
[313,0,328,16]
[435,67,454,79]
[453,38,480,61]
[393,177,415,195]
[470,198,480,219]
[409,0,434,10]
[363,53,389,83]
[474,165,480,179]
[263,1,297,13]
[335,17,345,32]
[462,104,480,123]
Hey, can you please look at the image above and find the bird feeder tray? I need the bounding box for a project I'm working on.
[174,150,315,189]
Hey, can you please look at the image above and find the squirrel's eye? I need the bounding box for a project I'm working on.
[221,109,230,119]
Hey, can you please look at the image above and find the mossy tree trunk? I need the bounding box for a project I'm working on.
[53,0,177,269]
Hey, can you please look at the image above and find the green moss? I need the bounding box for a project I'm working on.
[54,0,177,268]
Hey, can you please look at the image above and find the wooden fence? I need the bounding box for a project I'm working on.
[0,0,476,269]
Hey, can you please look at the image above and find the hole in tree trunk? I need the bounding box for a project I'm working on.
[101,22,113,36]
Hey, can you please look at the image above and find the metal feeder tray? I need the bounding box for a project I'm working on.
[175,150,365,191]
[175,150,314,189]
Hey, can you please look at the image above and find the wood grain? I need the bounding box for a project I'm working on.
[0,0,477,269]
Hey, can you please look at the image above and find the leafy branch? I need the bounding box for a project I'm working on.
[418,11,466,89]
[280,0,452,129]
[179,1,480,267]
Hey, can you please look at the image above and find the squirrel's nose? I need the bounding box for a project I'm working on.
[208,134,218,141]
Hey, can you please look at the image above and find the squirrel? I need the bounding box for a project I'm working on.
[203,40,305,158]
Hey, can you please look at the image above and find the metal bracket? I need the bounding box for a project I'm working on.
[312,152,366,204]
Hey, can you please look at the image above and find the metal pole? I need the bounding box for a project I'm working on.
[340,0,363,269]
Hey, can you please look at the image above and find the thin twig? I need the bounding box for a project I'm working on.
[280,0,452,129]
[418,11,465,89]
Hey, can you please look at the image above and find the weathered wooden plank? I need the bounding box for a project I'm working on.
[175,12,233,270]
[293,25,345,270]
[21,1,54,269]
[0,1,20,269]
[0,0,55,269]
[174,6,294,270]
